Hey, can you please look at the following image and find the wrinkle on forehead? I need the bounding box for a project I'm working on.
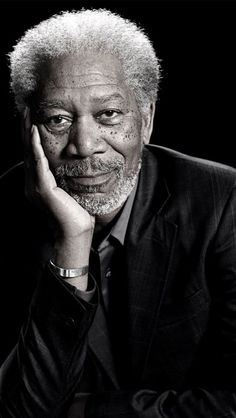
[36,54,138,110]
[59,71,120,79]
[40,53,125,87]
[46,81,124,89]
[35,91,129,111]
[47,71,124,89]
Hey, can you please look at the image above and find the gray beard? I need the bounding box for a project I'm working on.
[54,157,141,216]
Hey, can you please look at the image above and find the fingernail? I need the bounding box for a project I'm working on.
[24,107,28,120]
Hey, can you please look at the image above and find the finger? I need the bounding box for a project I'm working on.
[31,124,49,167]
[22,108,34,177]
[31,125,57,190]
[22,107,34,176]
[24,124,44,188]
[23,124,45,202]
[21,107,31,150]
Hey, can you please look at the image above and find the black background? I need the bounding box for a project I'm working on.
[1,0,236,174]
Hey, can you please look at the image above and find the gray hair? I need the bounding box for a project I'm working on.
[8,8,161,112]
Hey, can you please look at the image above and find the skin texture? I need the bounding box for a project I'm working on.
[23,53,155,289]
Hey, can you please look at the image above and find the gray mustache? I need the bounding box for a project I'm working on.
[54,157,124,177]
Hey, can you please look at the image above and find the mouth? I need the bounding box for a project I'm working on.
[65,171,114,192]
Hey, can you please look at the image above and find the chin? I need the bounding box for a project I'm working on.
[70,190,129,216]
[72,174,139,216]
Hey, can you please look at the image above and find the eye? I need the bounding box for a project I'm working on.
[96,109,122,125]
[44,115,73,132]
[103,110,118,117]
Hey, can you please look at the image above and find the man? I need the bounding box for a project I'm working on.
[0,7,236,417]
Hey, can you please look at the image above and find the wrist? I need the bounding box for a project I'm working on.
[54,234,91,268]
[49,259,89,291]
[58,218,95,242]
[49,259,89,278]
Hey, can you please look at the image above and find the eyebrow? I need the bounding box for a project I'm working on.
[35,93,126,111]
[34,100,67,110]
[91,93,126,104]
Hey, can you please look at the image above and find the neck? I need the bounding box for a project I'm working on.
[94,205,123,235]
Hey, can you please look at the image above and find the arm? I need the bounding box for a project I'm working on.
[0,111,97,417]
[0,267,97,418]
[23,111,95,292]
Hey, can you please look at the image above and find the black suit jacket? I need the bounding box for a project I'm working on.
[1,145,236,417]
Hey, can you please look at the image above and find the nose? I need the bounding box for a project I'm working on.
[65,117,107,158]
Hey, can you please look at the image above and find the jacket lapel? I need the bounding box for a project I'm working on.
[89,147,178,385]
[124,147,178,381]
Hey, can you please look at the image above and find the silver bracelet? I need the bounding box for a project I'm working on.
[49,259,89,279]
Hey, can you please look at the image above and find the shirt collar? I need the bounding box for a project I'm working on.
[97,179,138,250]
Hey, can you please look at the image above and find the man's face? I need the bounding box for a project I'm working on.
[33,53,151,216]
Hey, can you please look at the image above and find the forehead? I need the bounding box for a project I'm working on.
[36,53,132,103]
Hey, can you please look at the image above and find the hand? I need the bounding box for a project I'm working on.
[22,108,95,288]
[23,108,95,238]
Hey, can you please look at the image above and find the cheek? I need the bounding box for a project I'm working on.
[38,127,64,162]
[105,119,142,158]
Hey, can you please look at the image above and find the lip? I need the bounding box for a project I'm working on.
[66,172,113,190]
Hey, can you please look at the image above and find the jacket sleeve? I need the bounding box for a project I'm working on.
[0,267,98,418]
[85,388,236,417]
[84,185,236,417]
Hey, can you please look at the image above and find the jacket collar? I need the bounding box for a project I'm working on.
[88,146,178,385]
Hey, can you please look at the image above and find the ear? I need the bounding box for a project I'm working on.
[141,102,156,145]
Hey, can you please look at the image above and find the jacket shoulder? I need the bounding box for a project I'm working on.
[146,144,236,190]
